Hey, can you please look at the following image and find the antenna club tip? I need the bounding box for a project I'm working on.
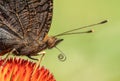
[99,20,108,24]
[87,29,94,33]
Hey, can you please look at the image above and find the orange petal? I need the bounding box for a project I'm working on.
[0,58,56,81]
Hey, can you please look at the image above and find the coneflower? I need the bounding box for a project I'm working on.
[0,58,56,81]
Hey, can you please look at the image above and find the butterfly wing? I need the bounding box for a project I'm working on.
[0,0,53,55]
[0,0,53,40]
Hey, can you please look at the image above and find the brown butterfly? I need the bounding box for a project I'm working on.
[0,0,107,62]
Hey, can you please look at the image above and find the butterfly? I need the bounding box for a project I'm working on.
[0,0,107,62]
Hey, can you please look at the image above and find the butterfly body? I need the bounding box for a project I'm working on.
[0,0,62,57]
[13,36,63,56]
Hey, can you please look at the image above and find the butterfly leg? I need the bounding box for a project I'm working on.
[32,51,46,75]
[1,48,16,67]
[1,52,11,67]
[36,51,46,65]
[27,51,46,61]
[27,55,39,61]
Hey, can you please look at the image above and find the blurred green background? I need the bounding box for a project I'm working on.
[41,0,120,81]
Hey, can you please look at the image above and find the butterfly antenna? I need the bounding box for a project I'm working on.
[55,47,66,62]
[54,20,108,37]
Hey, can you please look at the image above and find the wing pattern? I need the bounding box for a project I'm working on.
[0,0,53,40]
[0,0,53,54]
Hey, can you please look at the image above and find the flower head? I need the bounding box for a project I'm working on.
[0,58,56,81]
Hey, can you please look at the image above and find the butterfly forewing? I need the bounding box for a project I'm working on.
[0,0,53,39]
[0,0,53,55]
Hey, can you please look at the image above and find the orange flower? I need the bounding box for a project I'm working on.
[0,58,56,81]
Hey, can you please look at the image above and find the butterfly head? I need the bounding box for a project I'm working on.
[47,36,63,49]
